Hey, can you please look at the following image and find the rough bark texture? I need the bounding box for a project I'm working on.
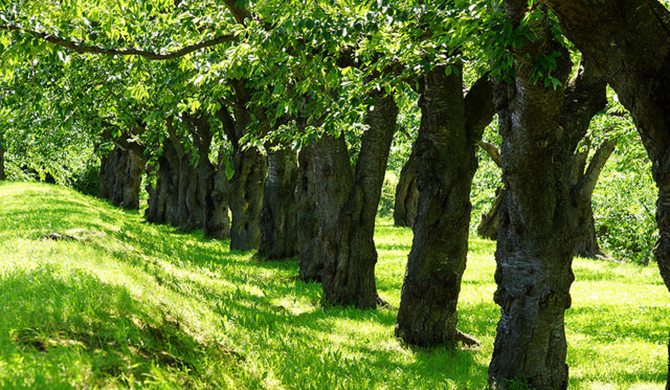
[395,67,494,348]
[477,186,504,240]
[220,81,269,251]
[477,61,609,256]
[228,146,267,251]
[99,144,145,210]
[393,148,419,227]
[189,115,230,240]
[541,1,670,386]
[145,115,230,239]
[488,5,575,389]
[320,88,398,308]
[259,146,298,259]
[296,135,353,282]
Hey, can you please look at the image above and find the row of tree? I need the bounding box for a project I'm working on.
[2,0,670,388]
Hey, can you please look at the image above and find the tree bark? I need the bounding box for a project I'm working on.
[477,60,609,258]
[477,186,504,240]
[98,144,145,210]
[145,115,230,239]
[211,148,231,240]
[541,1,670,386]
[188,114,230,240]
[393,148,419,227]
[488,5,575,389]
[228,146,268,251]
[218,81,269,252]
[259,146,299,259]
[395,67,494,348]
[568,140,616,258]
[321,87,399,308]
[296,134,353,282]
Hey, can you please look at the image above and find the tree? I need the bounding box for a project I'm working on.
[476,63,612,260]
[393,147,418,227]
[258,145,299,259]
[485,4,576,388]
[395,64,494,348]
[539,0,670,386]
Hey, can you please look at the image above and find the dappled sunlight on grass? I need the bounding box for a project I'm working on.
[0,183,668,389]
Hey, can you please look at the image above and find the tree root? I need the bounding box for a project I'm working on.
[456,329,480,347]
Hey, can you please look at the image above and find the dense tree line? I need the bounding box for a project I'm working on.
[2,0,670,388]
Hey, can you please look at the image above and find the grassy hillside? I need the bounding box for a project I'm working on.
[0,182,668,389]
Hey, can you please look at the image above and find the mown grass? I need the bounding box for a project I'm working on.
[0,181,668,389]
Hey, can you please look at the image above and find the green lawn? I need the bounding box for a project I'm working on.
[0,181,667,389]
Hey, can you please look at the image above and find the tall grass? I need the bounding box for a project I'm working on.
[0,181,667,389]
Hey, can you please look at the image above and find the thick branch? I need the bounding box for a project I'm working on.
[479,141,502,168]
[575,139,616,201]
[0,24,237,60]
[464,75,495,144]
[221,0,254,26]
[561,59,608,150]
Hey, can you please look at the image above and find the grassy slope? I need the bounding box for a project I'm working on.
[0,181,668,389]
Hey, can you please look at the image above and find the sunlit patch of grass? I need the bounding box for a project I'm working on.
[0,182,669,389]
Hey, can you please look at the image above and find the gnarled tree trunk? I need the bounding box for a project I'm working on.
[228,146,268,251]
[393,149,419,227]
[320,87,399,308]
[395,66,494,348]
[218,81,269,252]
[477,61,610,261]
[259,146,299,259]
[99,144,145,210]
[188,114,230,240]
[296,134,353,282]
[542,1,670,386]
[488,6,575,389]
[145,115,230,239]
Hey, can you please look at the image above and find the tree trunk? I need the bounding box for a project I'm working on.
[229,146,268,251]
[145,140,180,226]
[393,148,419,227]
[477,60,609,258]
[395,67,494,348]
[567,140,616,258]
[296,134,353,282]
[259,146,299,259]
[321,87,398,309]
[488,6,575,389]
[145,116,230,239]
[477,186,504,240]
[189,114,230,240]
[98,145,145,210]
[210,149,231,240]
[542,1,670,385]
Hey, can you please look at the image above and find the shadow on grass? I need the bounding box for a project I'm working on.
[0,266,237,388]
[0,183,490,388]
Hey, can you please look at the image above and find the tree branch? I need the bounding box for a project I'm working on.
[221,0,254,26]
[464,74,495,144]
[575,139,616,202]
[479,141,502,168]
[560,58,608,150]
[0,24,238,60]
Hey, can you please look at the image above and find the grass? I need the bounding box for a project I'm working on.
[0,181,668,389]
